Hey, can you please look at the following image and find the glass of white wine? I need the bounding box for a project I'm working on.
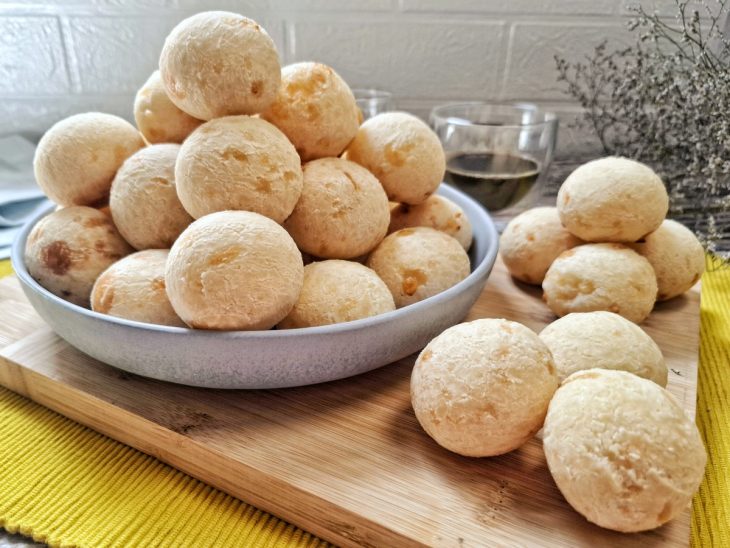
[430,102,558,230]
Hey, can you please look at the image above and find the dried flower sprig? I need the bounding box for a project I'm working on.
[556,0,730,259]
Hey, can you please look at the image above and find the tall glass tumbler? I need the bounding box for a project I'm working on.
[430,103,558,229]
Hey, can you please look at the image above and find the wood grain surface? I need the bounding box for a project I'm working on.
[0,258,700,547]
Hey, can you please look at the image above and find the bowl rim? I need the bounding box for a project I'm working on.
[11,184,499,339]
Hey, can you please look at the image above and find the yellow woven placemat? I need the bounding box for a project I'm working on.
[691,256,730,547]
[0,260,328,548]
[0,258,727,547]
[0,260,12,279]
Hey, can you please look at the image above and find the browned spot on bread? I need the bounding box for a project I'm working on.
[306,103,320,121]
[267,100,289,120]
[420,349,433,362]
[151,177,169,186]
[208,247,240,266]
[94,240,106,252]
[151,277,166,292]
[41,241,72,275]
[90,150,99,163]
[283,171,297,182]
[481,402,498,418]
[250,80,262,96]
[83,215,109,229]
[312,67,328,84]
[500,322,514,334]
[494,346,510,359]
[579,280,595,294]
[259,154,275,169]
[221,148,247,162]
[526,232,535,242]
[286,70,326,97]
[255,178,272,193]
[545,359,556,375]
[95,285,115,314]
[563,192,570,204]
[384,142,415,167]
[401,268,427,296]
[608,303,620,313]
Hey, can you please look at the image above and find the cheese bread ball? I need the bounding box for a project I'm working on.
[278,260,395,329]
[557,157,668,242]
[367,227,470,308]
[176,116,303,223]
[411,319,558,457]
[110,144,193,250]
[34,112,144,206]
[24,206,133,307]
[500,207,583,285]
[544,369,706,532]
[165,211,303,330]
[344,112,445,205]
[261,62,360,161]
[629,220,705,301]
[540,311,667,385]
[543,243,657,323]
[134,70,203,144]
[159,11,281,120]
[389,195,473,251]
[284,158,389,259]
[91,250,185,327]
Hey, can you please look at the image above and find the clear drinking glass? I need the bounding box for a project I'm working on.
[430,102,558,230]
[353,89,395,120]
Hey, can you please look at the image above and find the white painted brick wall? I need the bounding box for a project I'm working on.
[0,0,684,158]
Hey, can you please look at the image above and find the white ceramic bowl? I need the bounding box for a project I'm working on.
[12,184,498,389]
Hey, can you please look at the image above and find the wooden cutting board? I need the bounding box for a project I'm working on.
[0,258,700,547]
